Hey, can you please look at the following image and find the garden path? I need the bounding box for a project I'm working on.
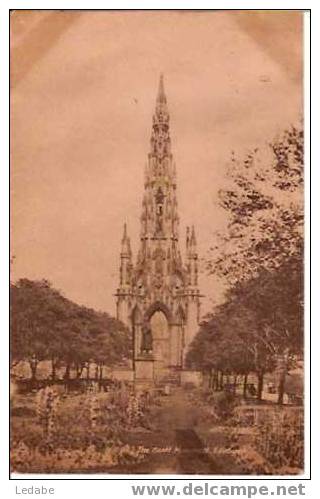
[112,387,241,475]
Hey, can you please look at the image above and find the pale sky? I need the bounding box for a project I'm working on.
[11,10,303,316]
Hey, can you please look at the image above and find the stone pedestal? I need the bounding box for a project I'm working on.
[134,354,155,389]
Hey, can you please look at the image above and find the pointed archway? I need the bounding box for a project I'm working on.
[149,310,169,365]
[144,301,173,324]
[132,305,143,360]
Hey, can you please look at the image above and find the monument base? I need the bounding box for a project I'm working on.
[134,354,155,389]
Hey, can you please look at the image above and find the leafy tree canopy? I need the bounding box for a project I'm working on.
[10,279,131,373]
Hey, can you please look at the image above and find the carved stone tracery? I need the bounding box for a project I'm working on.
[116,76,201,372]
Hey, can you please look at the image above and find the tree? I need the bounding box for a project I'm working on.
[10,279,54,379]
[75,308,131,380]
[189,295,276,400]
[10,279,131,381]
[209,125,303,283]
[189,254,303,403]
[232,257,303,404]
[200,123,304,404]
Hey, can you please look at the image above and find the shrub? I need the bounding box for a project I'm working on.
[255,410,303,469]
[212,391,238,420]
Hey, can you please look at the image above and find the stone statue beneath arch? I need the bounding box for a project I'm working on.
[141,325,153,354]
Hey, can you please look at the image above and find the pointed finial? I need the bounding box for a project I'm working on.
[191,225,197,247]
[122,223,127,243]
[121,223,132,257]
[157,73,167,104]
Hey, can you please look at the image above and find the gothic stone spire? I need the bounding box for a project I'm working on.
[121,222,131,256]
[115,75,202,368]
[142,75,178,241]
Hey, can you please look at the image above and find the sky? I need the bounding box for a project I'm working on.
[10,10,303,316]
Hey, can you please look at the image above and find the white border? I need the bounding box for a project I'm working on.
[1,1,315,494]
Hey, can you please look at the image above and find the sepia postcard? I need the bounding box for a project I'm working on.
[10,9,306,476]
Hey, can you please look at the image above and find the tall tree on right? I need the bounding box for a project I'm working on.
[209,124,303,282]
[205,124,304,404]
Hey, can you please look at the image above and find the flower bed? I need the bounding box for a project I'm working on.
[11,386,158,473]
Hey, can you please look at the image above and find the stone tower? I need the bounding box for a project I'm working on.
[116,75,201,381]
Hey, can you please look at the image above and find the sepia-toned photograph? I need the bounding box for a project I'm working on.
[10,9,305,475]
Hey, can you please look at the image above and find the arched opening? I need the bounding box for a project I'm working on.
[144,301,172,323]
[174,306,186,367]
[132,306,143,359]
[150,310,169,364]
[132,305,142,324]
